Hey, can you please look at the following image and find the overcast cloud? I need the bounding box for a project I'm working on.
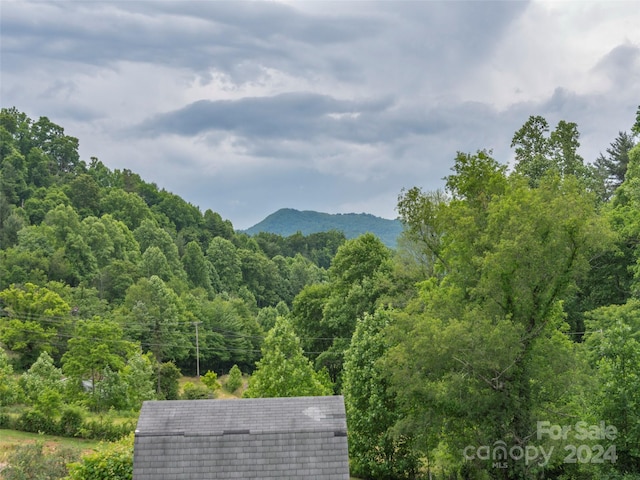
[1,0,639,229]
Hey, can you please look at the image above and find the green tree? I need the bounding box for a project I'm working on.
[182,240,212,291]
[343,310,419,479]
[19,351,64,401]
[99,189,151,231]
[202,209,234,240]
[123,276,190,363]
[133,219,183,276]
[0,149,29,204]
[0,348,22,405]
[238,248,285,307]
[595,131,636,199]
[0,282,70,368]
[244,316,332,398]
[140,246,171,280]
[608,145,640,294]
[119,351,156,410]
[31,115,82,175]
[388,153,609,478]
[511,115,553,186]
[584,300,640,473]
[512,116,593,188]
[314,233,391,385]
[206,237,242,293]
[225,364,243,393]
[67,173,101,217]
[61,317,137,410]
[201,370,221,390]
[155,361,181,400]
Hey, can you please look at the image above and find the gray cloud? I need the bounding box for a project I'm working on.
[1,1,638,229]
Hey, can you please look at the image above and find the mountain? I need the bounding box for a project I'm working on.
[243,208,403,248]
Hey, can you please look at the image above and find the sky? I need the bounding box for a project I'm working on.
[1,1,639,229]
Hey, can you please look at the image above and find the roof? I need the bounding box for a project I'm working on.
[133,396,349,479]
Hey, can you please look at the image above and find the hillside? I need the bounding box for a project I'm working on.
[243,208,403,248]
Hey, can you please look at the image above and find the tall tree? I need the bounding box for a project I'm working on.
[61,316,137,407]
[122,275,191,371]
[511,115,553,186]
[388,153,609,478]
[343,309,418,479]
[584,300,640,473]
[244,316,332,398]
[182,241,212,291]
[595,131,636,198]
[512,116,593,188]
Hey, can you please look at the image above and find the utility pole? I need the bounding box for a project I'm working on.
[193,321,202,378]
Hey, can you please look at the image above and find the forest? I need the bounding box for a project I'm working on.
[0,106,639,480]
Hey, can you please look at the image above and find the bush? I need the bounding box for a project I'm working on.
[2,441,79,480]
[201,370,221,392]
[181,381,213,400]
[79,418,136,441]
[17,408,57,434]
[58,406,85,437]
[66,433,134,480]
[0,410,12,428]
[225,364,243,393]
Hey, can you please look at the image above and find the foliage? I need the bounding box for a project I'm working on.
[201,370,221,392]
[155,361,181,400]
[19,351,65,412]
[0,348,22,405]
[391,147,609,478]
[0,283,70,368]
[343,310,419,479]
[244,316,332,398]
[595,131,637,199]
[584,300,640,473]
[2,441,79,480]
[61,317,137,410]
[65,433,134,480]
[3,107,640,479]
[118,351,156,410]
[181,381,214,400]
[225,364,243,393]
[58,406,85,437]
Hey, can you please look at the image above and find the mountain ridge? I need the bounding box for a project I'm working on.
[242,208,403,248]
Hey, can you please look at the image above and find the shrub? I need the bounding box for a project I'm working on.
[2,441,79,480]
[201,370,221,392]
[181,381,213,400]
[66,433,134,480]
[225,364,243,393]
[79,418,136,441]
[58,405,86,437]
[0,409,13,428]
[17,408,57,434]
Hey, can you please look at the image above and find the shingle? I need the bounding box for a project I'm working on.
[133,396,349,480]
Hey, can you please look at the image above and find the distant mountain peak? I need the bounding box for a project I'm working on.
[243,208,402,248]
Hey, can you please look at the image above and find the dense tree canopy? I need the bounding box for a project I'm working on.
[1,107,639,479]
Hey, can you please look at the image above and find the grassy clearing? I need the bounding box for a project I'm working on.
[179,374,249,399]
[0,428,101,466]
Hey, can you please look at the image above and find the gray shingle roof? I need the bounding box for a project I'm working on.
[133,396,349,479]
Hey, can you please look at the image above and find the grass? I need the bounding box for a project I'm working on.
[0,428,101,468]
[179,373,249,399]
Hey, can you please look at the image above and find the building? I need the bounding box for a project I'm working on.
[133,395,350,479]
